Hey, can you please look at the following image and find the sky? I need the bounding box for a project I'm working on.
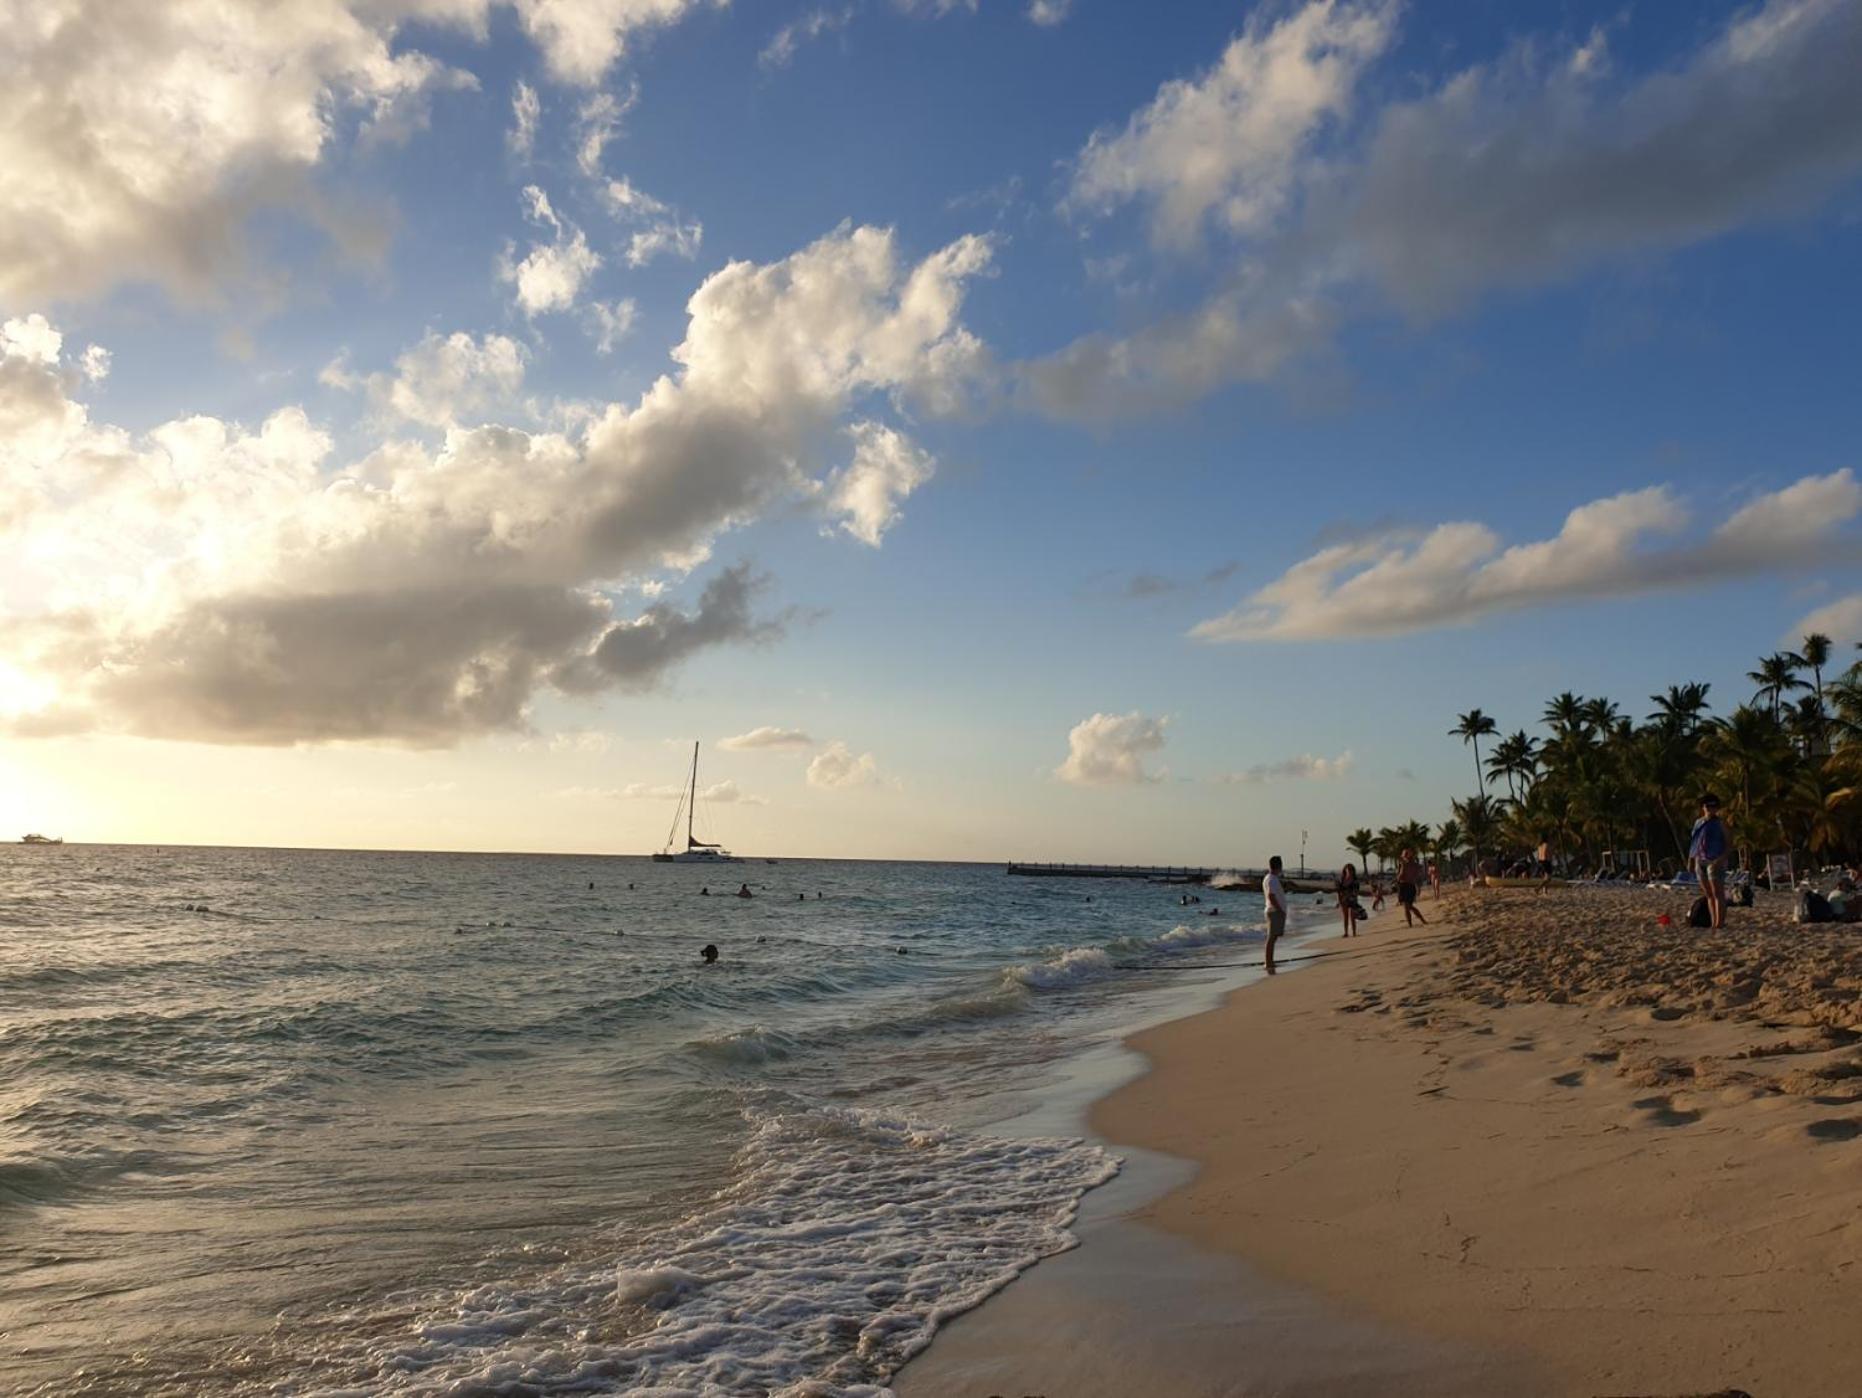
[3,0,1861,864]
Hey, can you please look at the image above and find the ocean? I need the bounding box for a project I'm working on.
[0,844,1288,1396]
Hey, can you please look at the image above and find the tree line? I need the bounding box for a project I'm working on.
[1345,633,1862,878]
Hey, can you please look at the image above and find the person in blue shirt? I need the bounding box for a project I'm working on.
[1688,793,1730,929]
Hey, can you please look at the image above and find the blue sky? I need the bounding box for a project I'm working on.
[3,0,1861,861]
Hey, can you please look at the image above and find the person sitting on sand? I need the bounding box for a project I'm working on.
[1337,863,1361,937]
[1689,794,1729,930]
[1396,849,1428,927]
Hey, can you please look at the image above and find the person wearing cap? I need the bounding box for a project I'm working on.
[1688,794,1730,930]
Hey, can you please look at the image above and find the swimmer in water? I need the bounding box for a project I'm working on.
[700,943,718,964]
[737,883,753,899]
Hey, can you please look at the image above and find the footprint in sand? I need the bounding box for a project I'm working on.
[1551,1069,1586,1088]
[1804,1118,1861,1143]
[1632,1094,1703,1128]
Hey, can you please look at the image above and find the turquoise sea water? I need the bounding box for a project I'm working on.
[0,844,1280,1395]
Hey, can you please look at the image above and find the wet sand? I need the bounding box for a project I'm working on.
[901,887,1862,1396]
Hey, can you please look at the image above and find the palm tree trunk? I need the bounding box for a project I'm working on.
[1472,739,1485,796]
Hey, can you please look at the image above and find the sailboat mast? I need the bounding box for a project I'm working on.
[687,741,699,848]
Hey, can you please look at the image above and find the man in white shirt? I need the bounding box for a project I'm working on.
[1263,854,1287,973]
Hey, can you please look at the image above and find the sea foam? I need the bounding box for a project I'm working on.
[320,1100,1118,1396]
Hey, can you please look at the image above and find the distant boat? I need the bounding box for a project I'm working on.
[20,833,62,845]
[650,743,741,864]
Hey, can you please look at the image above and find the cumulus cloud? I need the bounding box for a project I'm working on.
[1331,0,1862,315]
[555,563,786,693]
[0,0,473,311]
[503,186,603,316]
[332,331,529,428]
[1027,0,1072,25]
[512,0,707,86]
[719,725,814,751]
[1034,0,1862,418]
[0,225,992,742]
[1220,750,1354,784]
[1791,594,1862,648]
[1056,711,1168,786]
[806,740,886,789]
[824,422,935,546]
[1194,472,1862,642]
[1069,0,1394,247]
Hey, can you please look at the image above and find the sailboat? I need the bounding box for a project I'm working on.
[651,742,741,863]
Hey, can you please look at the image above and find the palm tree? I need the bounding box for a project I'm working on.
[1647,682,1712,735]
[1450,709,1499,796]
[1346,827,1375,875]
[1542,692,1587,737]
[1451,794,1501,869]
[1792,632,1833,714]
[1486,730,1538,802]
[1434,818,1463,875]
[1747,652,1808,719]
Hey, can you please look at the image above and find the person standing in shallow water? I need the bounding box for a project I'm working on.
[1336,862,1361,937]
[1396,848,1428,927]
[1263,855,1287,971]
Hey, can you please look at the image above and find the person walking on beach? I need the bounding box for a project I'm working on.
[1337,862,1361,938]
[1689,794,1730,930]
[1263,855,1287,971]
[1396,849,1428,927]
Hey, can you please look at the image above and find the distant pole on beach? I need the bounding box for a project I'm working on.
[1300,829,1308,875]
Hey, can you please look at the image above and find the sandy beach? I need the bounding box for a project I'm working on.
[903,887,1862,1396]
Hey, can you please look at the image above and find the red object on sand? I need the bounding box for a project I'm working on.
[1656,913,1672,927]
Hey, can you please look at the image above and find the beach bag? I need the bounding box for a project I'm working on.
[1687,897,1712,928]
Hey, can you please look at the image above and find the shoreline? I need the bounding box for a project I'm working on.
[901,886,1862,1396]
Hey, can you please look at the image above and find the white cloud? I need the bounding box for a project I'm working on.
[1034,0,1862,419]
[503,186,602,316]
[379,331,528,428]
[564,778,765,805]
[628,221,705,267]
[1069,1,1395,247]
[761,6,858,69]
[2,315,63,366]
[511,0,707,86]
[1220,750,1354,784]
[1194,472,1862,642]
[603,177,704,267]
[587,298,640,354]
[0,226,991,743]
[824,422,935,546]
[509,80,541,157]
[806,740,886,789]
[1027,0,1072,25]
[576,86,638,175]
[0,0,478,311]
[719,726,814,751]
[78,345,111,382]
[1791,594,1862,649]
[1056,711,1167,786]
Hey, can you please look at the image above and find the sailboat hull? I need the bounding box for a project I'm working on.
[654,849,740,864]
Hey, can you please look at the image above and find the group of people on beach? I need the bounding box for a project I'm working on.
[1332,848,1431,939]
